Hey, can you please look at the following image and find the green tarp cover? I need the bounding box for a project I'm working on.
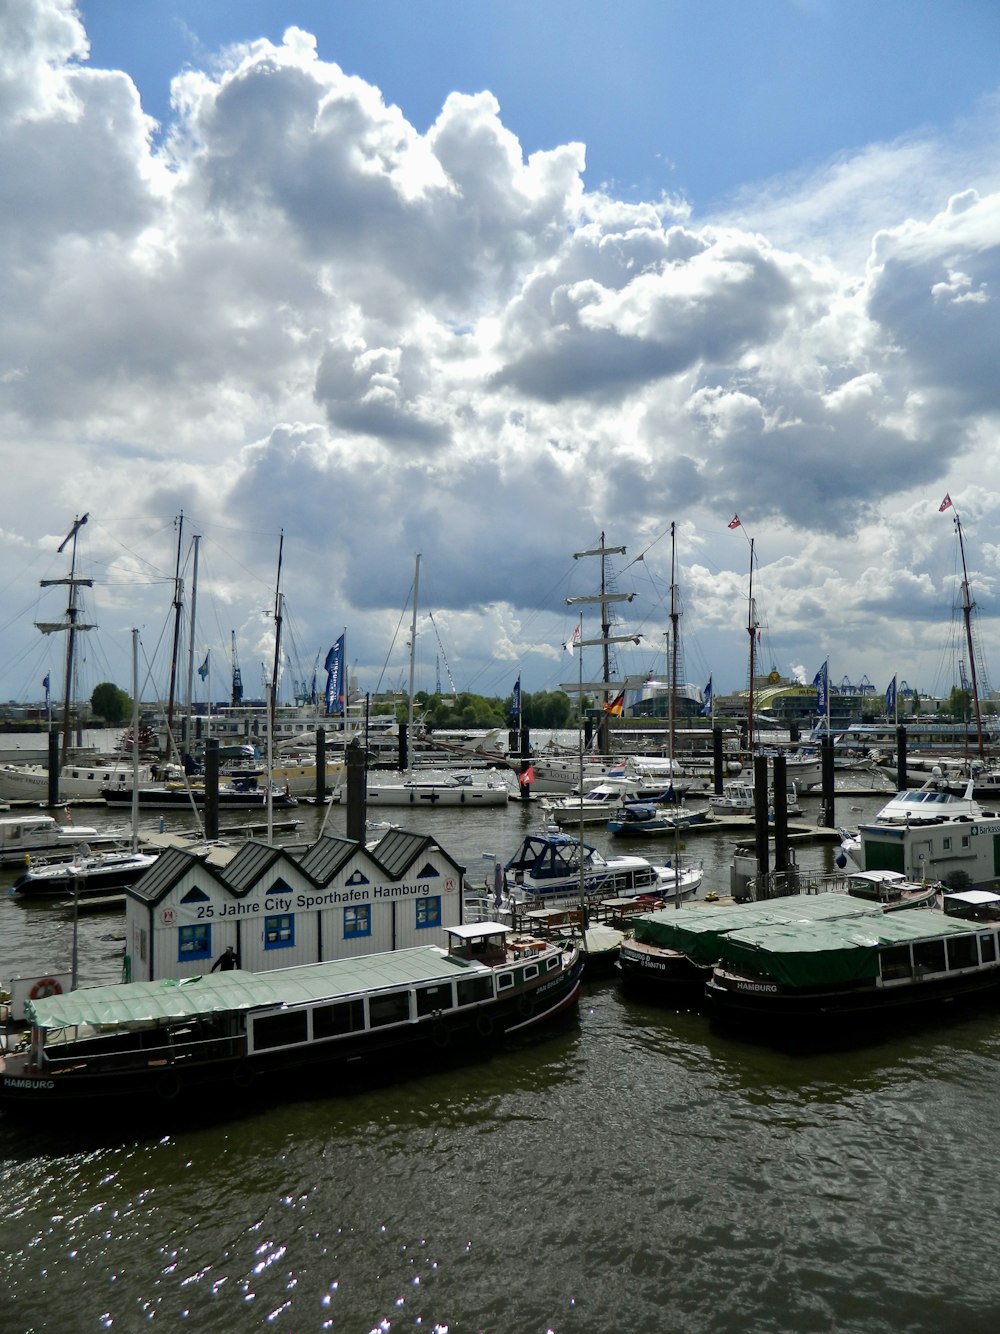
[632,892,881,967]
[716,909,983,989]
[26,946,466,1031]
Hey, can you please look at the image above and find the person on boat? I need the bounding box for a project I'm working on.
[211,946,239,972]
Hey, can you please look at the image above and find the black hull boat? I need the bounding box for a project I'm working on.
[0,924,582,1120]
[9,849,159,898]
[102,783,298,810]
[703,907,1000,1039]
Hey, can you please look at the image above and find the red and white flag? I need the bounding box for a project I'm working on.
[728,514,741,529]
[939,493,953,512]
[563,625,581,652]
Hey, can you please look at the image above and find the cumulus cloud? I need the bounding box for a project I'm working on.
[2,0,999,705]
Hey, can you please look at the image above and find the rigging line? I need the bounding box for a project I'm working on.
[372,576,418,698]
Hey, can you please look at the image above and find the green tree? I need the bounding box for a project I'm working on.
[947,686,972,721]
[91,681,132,725]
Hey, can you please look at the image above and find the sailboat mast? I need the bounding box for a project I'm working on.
[407,553,421,778]
[131,628,140,853]
[669,521,678,772]
[38,513,94,769]
[184,533,200,753]
[747,537,756,755]
[269,531,284,731]
[165,514,185,756]
[954,509,985,758]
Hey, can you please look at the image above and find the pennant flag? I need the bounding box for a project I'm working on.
[324,634,346,716]
[563,625,581,652]
[886,675,897,715]
[812,661,829,713]
[512,676,521,717]
[517,764,536,786]
[603,689,626,716]
[939,493,953,512]
[700,676,713,716]
[309,670,317,706]
[728,514,742,529]
[197,653,209,681]
[42,672,50,695]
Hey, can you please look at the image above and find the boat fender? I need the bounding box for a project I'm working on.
[431,1024,451,1050]
[28,977,62,1001]
[475,1013,495,1039]
[516,993,535,1019]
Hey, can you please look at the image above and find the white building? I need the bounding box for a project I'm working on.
[124,830,466,982]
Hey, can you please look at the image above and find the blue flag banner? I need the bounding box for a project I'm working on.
[700,676,713,716]
[197,653,209,681]
[512,676,521,717]
[886,675,897,716]
[325,634,345,716]
[813,661,828,713]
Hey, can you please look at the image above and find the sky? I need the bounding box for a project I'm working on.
[3,0,1000,714]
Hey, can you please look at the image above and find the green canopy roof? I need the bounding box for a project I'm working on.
[716,909,982,989]
[632,892,882,967]
[27,946,469,1030]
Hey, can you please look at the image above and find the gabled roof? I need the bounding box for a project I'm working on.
[218,840,306,895]
[128,846,224,905]
[297,834,359,884]
[370,828,465,878]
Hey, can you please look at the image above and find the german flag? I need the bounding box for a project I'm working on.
[603,689,626,716]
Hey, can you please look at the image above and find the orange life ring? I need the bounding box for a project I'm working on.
[29,976,62,1000]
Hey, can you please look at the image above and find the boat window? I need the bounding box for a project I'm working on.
[368,991,410,1027]
[251,1009,308,1050]
[415,896,442,930]
[979,933,998,964]
[495,973,514,991]
[546,956,559,972]
[264,913,295,951]
[456,976,494,1006]
[880,945,912,982]
[344,904,371,938]
[946,934,979,971]
[913,939,947,975]
[521,964,539,981]
[313,998,365,1038]
[178,922,211,962]
[962,834,971,849]
[943,837,952,851]
[416,983,453,1016]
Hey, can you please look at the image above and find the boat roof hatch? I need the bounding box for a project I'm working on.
[446,922,511,942]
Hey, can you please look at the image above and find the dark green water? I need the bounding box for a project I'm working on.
[3,793,999,1332]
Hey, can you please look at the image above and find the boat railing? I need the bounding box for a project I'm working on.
[746,868,803,900]
[40,1024,240,1073]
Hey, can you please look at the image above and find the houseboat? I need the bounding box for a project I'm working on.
[0,924,582,1118]
[703,907,1000,1034]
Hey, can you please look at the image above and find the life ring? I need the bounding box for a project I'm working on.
[516,993,535,1019]
[28,977,62,1001]
[431,1024,451,1050]
[475,1013,495,1039]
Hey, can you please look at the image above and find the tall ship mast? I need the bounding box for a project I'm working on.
[562,533,641,754]
[36,513,95,767]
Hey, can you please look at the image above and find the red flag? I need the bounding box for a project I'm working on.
[603,689,626,716]
[939,493,953,512]
[728,514,741,529]
[517,765,536,786]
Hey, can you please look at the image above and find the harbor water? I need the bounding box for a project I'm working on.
[2,782,1000,1332]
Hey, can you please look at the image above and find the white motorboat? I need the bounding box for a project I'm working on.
[366,769,511,807]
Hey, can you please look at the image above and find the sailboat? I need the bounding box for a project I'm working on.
[0,516,161,804]
[10,631,160,899]
[366,555,510,807]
